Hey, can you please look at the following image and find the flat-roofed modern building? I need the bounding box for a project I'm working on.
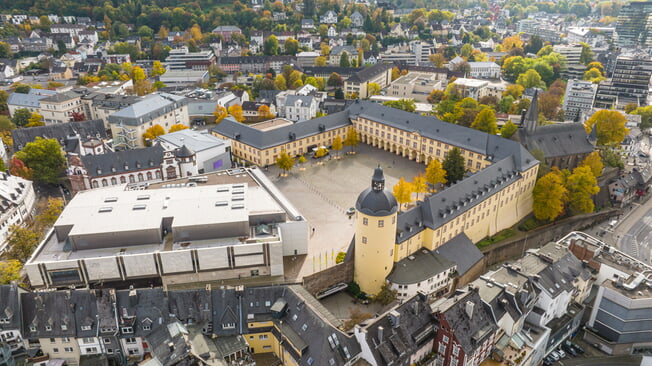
[25,168,308,289]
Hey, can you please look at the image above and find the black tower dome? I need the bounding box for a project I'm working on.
[356,166,398,216]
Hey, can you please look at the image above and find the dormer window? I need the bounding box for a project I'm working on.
[45,325,52,331]
[61,324,68,331]
[222,323,235,330]
[142,324,151,331]
[121,326,133,334]
[81,325,92,331]
[30,325,36,332]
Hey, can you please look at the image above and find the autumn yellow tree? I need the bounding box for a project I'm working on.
[150,60,166,77]
[25,112,44,127]
[276,149,295,176]
[425,159,447,192]
[214,105,228,124]
[584,110,629,146]
[131,66,146,81]
[411,174,428,201]
[331,136,343,158]
[169,124,189,133]
[228,104,245,122]
[566,165,600,215]
[343,128,359,153]
[532,169,568,221]
[190,24,202,41]
[393,177,412,211]
[502,35,523,51]
[35,198,63,230]
[579,151,604,177]
[142,124,165,144]
[257,104,275,119]
[0,260,22,284]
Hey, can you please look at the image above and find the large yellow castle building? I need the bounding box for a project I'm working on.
[211,100,540,295]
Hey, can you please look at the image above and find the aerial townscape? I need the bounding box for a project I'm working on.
[2,0,652,365]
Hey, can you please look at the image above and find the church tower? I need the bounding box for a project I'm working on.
[354,167,399,295]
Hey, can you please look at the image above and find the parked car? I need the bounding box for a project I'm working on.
[557,349,566,358]
[572,342,585,354]
[549,351,560,361]
[562,342,577,356]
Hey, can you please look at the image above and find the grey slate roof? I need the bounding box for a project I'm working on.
[285,95,316,107]
[143,321,192,366]
[438,290,497,355]
[167,289,212,326]
[387,247,455,284]
[79,144,164,178]
[346,62,392,83]
[517,123,595,159]
[212,110,351,150]
[156,130,227,153]
[70,290,99,338]
[7,91,49,109]
[433,233,483,276]
[0,284,21,331]
[108,93,189,127]
[115,288,169,338]
[21,291,77,339]
[40,90,82,103]
[356,167,398,217]
[361,294,436,366]
[12,119,107,150]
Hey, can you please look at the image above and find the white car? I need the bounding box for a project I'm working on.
[557,349,566,358]
[549,351,560,361]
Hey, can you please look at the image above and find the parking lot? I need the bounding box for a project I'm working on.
[265,143,426,280]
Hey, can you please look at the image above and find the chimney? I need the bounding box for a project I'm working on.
[388,310,401,329]
[168,342,174,353]
[465,301,475,320]
[377,326,384,343]
[413,300,419,315]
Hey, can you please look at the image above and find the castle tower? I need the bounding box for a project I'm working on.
[175,145,197,178]
[354,166,398,295]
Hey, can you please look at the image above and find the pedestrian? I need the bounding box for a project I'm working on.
[312,227,315,233]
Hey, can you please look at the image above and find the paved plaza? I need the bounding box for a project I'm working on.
[265,143,426,280]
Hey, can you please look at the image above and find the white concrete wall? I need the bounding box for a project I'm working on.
[278,221,308,256]
[196,247,230,270]
[159,250,194,274]
[84,257,121,281]
[122,253,158,277]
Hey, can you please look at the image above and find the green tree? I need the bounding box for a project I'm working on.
[374,283,397,305]
[411,174,428,201]
[14,138,65,184]
[275,75,288,91]
[334,88,344,99]
[331,136,343,158]
[392,177,412,210]
[340,51,351,67]
[425,159,447,192]
[470,108,498,134]
[601,148,624,168]
[314,56,327,66]
[498,96,515,113]
[138,25,154,38]
[500,120,518,138]
[580,42,594,65]
[0,260,22,284]
[633,105,652,130]
[264,35,279,55]
[442,147,465,184]
[382,99,416,112]
[579,151,603,177]
[516,69,546,89]
[583,67,605,84]
[584,110,628,146]
[566,166,599,215]
[284,38,299,55]
[11,109,31,127]
[503,84,524,99]
[328,72,343,87]
[428,90,445,104]
[532,170,568,221]
[343,128,359,153]
[276,149,295,175]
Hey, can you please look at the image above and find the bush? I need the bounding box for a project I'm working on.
[335,251,346,264]
[476,229,516,248]
[518,217,546,231]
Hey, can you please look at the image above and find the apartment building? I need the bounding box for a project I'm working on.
[6,89,57,117]
[387,72,442,103]
[563,79,597,122]
[0,172,36,252]
[468,62,501,79]
[108,92,190,149]
[594,51,652,109]
[38,91,84,124]
[344,62,393,99]
[164,47,216,70]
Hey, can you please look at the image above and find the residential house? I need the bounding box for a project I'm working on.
[7,89,57,117]
[431,289,499,366]
[354,294,437,365]
[49,66,73,80]
[320,10,338,24]
[468,62,501,79]
[212,26,243,43]
[284,95,319,121]
[329,46,358,66]
[0,284,26,353]
[386,247,456,301]
[11,119,108,152]
[0,172,36,251]
[350,11,364,28]
[301,18,315,30]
